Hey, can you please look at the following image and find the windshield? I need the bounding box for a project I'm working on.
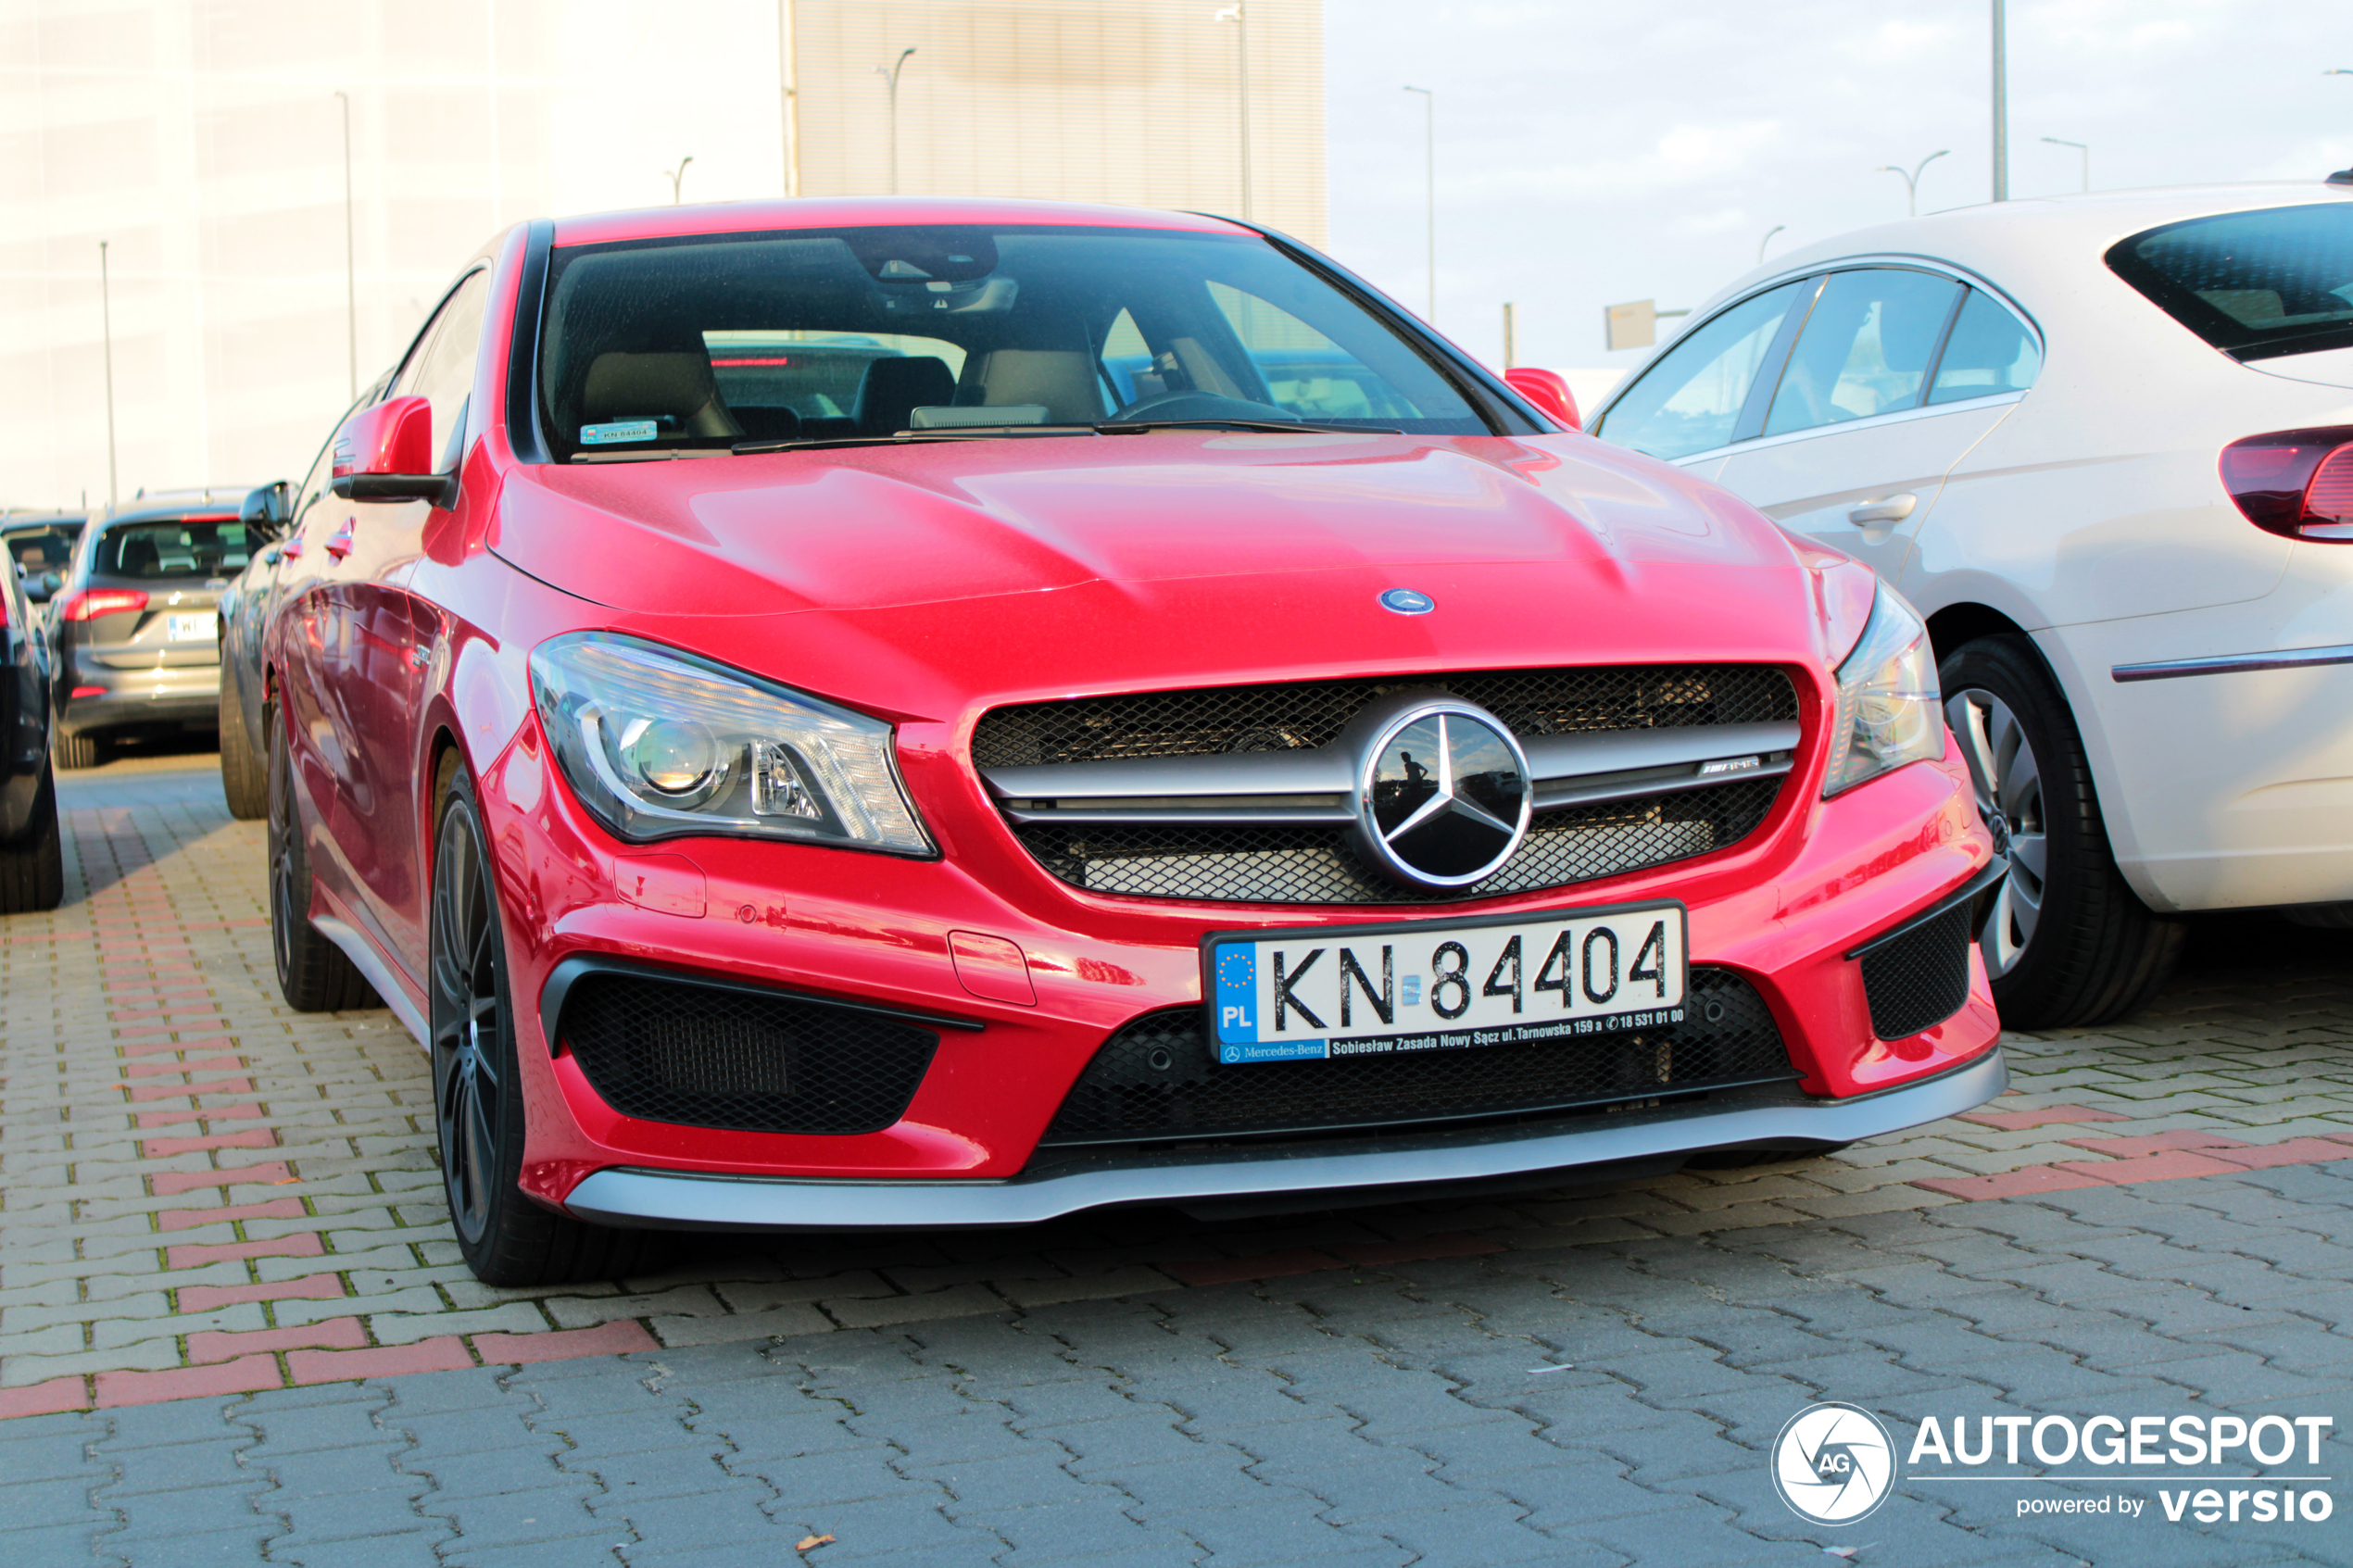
[94,518,259,580]
[2108,201,2353,361]
[535,224,1498,459]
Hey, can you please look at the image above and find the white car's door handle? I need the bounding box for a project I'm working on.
[1847,493,1918,527]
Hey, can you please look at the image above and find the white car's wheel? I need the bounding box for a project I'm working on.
[1940,636,2183,1030]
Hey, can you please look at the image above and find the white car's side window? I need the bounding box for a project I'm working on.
[1762,270,1964,437]
[1927,291,2042,404]
[1595,279,1810,459]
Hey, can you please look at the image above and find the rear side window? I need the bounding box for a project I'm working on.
[2108,202,2353,361]
[1595,280,1809,459]
[95,519,261,580]
[1928,291,2041,404]
[1763,269,1964,435]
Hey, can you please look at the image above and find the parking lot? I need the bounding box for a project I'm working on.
[3,746,2349,1566]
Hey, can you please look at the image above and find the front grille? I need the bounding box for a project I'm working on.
[560,972,937,1135]
[976,665,1796,905]
[1038,967,1795,1148]
[1858,902,1974,1041]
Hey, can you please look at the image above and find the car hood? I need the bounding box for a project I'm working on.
[492,430,1834,716]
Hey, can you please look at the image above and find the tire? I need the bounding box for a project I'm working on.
[54,730,98,771]
[431,766,661,1286]
[0,765,65,913]
[2283,903,2353,930]
[1941,634,2184,1029]
[267,707,379,1012]
[219,673,267,820]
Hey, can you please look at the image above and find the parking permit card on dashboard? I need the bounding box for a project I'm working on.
[1202,901,1688,1065]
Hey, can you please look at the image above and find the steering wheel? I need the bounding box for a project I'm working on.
[1105,389,1301,424]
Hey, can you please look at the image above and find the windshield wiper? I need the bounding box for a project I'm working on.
[1093,418,1402,435]
[733,426,1098,456]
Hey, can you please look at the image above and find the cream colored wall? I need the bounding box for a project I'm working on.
[2,0,1325,510]
[792,0,1326,245]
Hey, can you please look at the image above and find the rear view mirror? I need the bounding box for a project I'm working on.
[1504,368,1581,432]
[330,395,459,508]
[240,480,291,538]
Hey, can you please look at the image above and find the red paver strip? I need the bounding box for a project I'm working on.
[95,1354,282,1409]
[2060,1130,2251,1158]
[142,1128,276,1158]
[2052,1149,2252,1183]
[286,1337,474,1383]
[1913,1166,2114,1200]
[152,1160,296,1196]
[165,1232,325,1270]
[186,1318,369,1364]
[2196,1138,2353,1171]
[122,1035,240,1057]
[124,1054,245,1077]
[1162,1248,1346,1287]
[114,1022,232,1037]
[126,1077,256,1101]
[1955,1104,2132,1131]
[158,1197,308,1233]
[472,1322,661,1364]
[1334,1234,1507,1267]
[134,1102,267,1129]
[0,1376,94,1419]
[177,1273,347,1312]
[110,1005,236,1022]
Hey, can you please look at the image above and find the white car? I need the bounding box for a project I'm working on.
[1587,180,2353,1029]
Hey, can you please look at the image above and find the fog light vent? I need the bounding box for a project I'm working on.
[1857,902,1973,1041]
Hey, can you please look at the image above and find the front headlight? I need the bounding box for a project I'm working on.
[1821,584,1943,797]
[529,633,934,854]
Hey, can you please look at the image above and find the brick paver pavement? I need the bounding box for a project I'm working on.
[4,746,2348,1564]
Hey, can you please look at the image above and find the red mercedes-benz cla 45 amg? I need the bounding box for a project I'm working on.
[265,199,2006,1285]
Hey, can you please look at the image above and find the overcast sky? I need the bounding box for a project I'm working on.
[1323,0,2353,377]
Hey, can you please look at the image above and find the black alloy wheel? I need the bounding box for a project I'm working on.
[0,764,65,913]
[429,764,658,1286]
[266,705,376,1011]
[1939,634,2183,1029]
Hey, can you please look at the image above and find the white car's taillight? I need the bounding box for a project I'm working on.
[2220,425,2353,542]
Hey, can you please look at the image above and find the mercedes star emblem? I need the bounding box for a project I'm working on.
[1351,697,1533,889]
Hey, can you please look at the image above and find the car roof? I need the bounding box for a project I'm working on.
[1680,181,2353,327]
[94,490,253,529]
[1,511,85,531]
[550,195,1252,249]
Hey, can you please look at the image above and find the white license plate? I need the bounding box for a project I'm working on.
[1204,901,1688,1064]
[167,611,217,642]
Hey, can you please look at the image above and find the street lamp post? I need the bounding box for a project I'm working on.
[778,0,800,197]
[1215,6,1252,220]
[1991,0,2008,201]
[2042,136,2088,194]
[666,156,695,203]
[875,47,916,195]
[1403,85,1434,322]
[99,241,118,510]
[1874,149,1949,217]
[333,90,356,401]
[1758,225,1785,264]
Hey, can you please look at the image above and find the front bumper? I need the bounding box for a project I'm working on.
[562,1048,2007,1231]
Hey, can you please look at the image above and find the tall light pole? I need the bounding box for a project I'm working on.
[666,156,695,203]
[1215,6,1252,220]
[1403,85,1434,321]
[1874,149,1949,216]
[875,47,916,195]
[1758,225,1785,264]
[333,91,356,401]
[1991,0,2008,201]
[778,0,800,197]
[2042,136,2087,193]
[99,241,118,509]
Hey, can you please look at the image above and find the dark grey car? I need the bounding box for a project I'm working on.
[0,523,62,909]
[45,491,261,769]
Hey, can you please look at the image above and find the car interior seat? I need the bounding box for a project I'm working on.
[851,357,958,436]
[115,534,160,577]
[580,353,748,445]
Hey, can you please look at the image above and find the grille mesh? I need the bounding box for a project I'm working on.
[560,972,937,1135]
[977,665,1797,905]
[975,665,1798,767]
[1038,967,1793,1148]
[1858,903,1975,1041]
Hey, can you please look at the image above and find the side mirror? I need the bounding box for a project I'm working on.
[329,395,459,508]
[1504,368,1581,433]
[35,571,62,601]
[240,480,291,538]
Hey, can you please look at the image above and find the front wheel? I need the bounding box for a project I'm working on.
[431,766,660,1286]
[0,766,65,913]
[1940,634,2183,1029]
